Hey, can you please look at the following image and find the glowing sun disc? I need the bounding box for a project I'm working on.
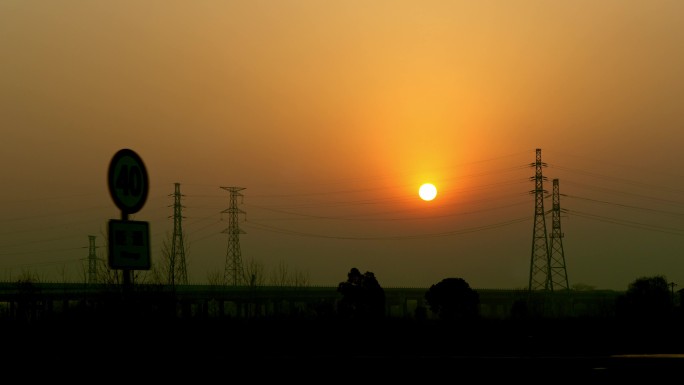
[419,183,437,201]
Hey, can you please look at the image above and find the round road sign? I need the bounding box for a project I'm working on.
[108,148,149,214]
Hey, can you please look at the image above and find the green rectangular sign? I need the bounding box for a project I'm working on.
[108,219,151,270]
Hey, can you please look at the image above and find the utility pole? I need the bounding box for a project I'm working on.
[548,178,570,290]
[221,187,246,286]
[169,182,188,286]
[528,148,552,291]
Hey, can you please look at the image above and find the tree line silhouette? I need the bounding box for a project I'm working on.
[2,266,682,363]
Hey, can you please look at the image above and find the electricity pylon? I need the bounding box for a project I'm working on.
[548,178,570,290]
[528,148,552,291]
[221,186,246,286]
[169,182,188,286]
[87,235,98,284]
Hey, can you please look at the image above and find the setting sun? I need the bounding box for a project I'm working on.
[418,183,437,201]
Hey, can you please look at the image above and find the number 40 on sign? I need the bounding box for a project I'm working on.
[108,148,149,215]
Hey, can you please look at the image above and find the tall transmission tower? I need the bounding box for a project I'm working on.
[169,182,188,286]
[87,235,98,284]
[528,148,552,291]
[548,178,570,290]
[221,186,246,286]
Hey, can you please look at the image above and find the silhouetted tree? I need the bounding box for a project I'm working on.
[337,267,385,320]
[571,283,596,291]
[616,275,673,323]
[269,259,310,287]
[424,277,480,321]
[244,257,266,287]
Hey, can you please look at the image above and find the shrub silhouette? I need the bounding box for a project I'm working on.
[616,275,673,323]
[337,267,385,320]
[424,277,479,321]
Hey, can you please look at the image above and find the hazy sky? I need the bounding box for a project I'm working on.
[2,1,683,290]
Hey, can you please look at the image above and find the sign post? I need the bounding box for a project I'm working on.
[107,149,151,288]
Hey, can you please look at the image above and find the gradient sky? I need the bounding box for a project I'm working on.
[2,1,683,290]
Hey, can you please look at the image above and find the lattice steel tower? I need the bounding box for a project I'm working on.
[528,148,552,291]
[221,186,246,286]
[169,182,188,285]
[87,235,98,284]
[548,178,570,290]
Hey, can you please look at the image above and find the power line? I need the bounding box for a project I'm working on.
[563,194,684,217]
[565,209,684,236]
[243,216,530,241]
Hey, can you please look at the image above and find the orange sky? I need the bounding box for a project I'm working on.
[1,1,683,290]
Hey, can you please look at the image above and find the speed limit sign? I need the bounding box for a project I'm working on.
[108,148,149,214]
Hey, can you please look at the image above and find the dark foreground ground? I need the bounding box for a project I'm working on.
[3,316,683,382]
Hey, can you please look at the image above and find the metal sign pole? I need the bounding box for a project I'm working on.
[121,211,132,290]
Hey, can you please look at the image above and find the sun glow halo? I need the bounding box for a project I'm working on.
[418,183,437,201]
